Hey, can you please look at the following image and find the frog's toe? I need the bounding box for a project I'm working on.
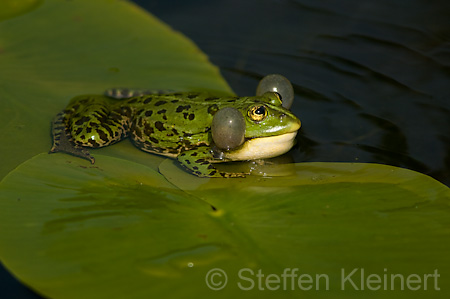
[185,163,248,178]
[217,171,248,178]
[50,127,95,164]
[50,143,95,164]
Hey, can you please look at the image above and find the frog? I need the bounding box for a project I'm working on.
[50,88,301,178]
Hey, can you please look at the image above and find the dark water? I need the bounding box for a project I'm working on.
[2,0,450,297]
[139,0,450,186]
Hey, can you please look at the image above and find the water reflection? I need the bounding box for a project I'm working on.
[140,0,450,186]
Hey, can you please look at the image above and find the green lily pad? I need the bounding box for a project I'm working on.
[0,0,43,21]
[1,154,449,298]
[0,0,232,181]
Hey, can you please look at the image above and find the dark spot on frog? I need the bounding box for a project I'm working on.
[193,166,199,170]
[183,112,189,119]
[149,137,159,143]
[179,140,192,149]
[185,160,191,164]
[172,128,179,135]
[127,98,138,104]
[188,113,195,120]
[145,110,153,117]
[209,170,217,176]
[157,109,166,114]
[195,171,202,175]
[176,105,191,112]
[101,124,114,137]
[171,100,179,103]
[108,110,120,120]
[191,152,198,156]
[75,127,83,135]
[121,107,132,117]
[163,115,167,120]
[155,121,165,131]
[204,97,219,101]
[183,132,193,137]
[208,104,219,115]
[187,94,198,99]
[195,159,206,164]
[134,128,143,139]
[98,130,109,142]
[74,116,90,126]
[207,165,215,169]
[155,100,167,106]
[88,139,100,147]
[167,148,179,154]
[144,97,153,104]
[144,124,154,135]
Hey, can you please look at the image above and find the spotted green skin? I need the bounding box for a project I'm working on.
[51,91,300,177]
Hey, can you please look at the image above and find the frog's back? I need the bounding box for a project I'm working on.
[120,92,250,131]
[121,92,230,156]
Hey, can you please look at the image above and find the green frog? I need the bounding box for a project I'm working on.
[50,88,301,178]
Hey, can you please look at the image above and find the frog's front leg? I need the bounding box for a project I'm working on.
[177,146,247,178]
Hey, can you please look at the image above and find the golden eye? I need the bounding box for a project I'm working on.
[248,105,268,122]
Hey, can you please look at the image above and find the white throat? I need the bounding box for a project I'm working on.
[223,132,298,161]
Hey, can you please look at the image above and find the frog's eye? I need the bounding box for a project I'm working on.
[248,105,268,122]
[212,107,245,150]
[256,74,294,109]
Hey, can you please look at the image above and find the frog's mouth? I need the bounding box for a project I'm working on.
[223,132,298,161]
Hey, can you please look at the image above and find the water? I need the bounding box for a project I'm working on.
[138,0,450,186]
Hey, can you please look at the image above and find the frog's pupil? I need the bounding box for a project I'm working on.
[255,106,266,115]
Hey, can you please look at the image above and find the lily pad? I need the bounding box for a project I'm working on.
[1,154,449,298]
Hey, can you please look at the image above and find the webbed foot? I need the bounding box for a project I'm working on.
[50,112,95,163]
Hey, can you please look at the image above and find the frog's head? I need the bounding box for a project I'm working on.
[219,92,301,161]
[243,92,301,138]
